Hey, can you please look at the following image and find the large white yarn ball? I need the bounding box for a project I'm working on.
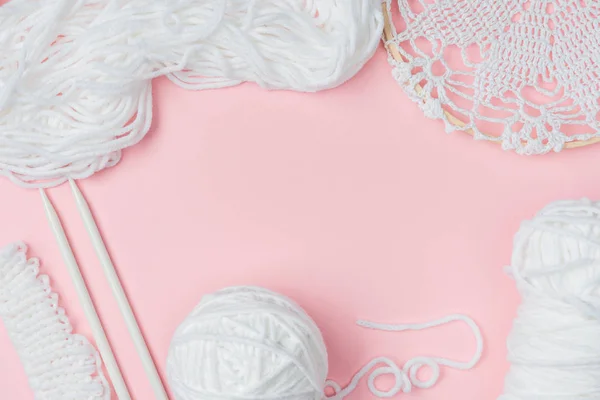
[166,286,328,400]
[501,199,600,399]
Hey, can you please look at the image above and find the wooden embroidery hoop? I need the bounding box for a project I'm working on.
[381,3,600,151]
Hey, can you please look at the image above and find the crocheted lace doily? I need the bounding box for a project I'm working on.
[383,0,600,155]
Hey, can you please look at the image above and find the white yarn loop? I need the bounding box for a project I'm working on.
[0,0,383,188]
[167,286,482,400]
[0,242,109,400]
[325,314,483,399]
[502,198,600,399]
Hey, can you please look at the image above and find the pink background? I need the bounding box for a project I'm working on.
[1,44,600,399]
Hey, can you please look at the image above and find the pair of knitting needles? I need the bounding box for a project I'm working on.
[40,179,168,400]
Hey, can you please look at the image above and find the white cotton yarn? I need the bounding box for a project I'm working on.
[0,0,383,188]
[167,286,483,400]
[0,243,109,400]
[502,199,600,399]
[167,286,328,400]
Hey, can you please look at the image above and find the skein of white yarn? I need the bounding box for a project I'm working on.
[502,199,600,399]
[167,286,483,400]
[0,0,383,188]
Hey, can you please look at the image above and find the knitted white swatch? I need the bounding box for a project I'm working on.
[0,0,383,188]
[502,199,600,398]
[385,0,600,154]
[0,243,109,400]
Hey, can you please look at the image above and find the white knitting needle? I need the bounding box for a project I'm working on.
[68,179,169,400]
[40,189,132,400]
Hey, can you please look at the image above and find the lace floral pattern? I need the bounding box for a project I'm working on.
[385,0,600,154]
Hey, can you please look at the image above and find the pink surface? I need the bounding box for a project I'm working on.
[1,45,600,399]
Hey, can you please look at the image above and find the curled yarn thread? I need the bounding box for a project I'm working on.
[502,199,600,399]
[0,0,383,188]
[167,286,482,400]
[326,315,482,399]
[0,243,109,400]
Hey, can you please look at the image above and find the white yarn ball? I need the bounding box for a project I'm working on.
[502,199,600,399]
[166,286,328,400]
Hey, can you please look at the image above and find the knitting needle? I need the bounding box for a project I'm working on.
[69,179,169,400]
[40,189,131,400]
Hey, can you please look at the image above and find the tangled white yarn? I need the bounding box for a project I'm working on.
[0,243,109,400]
[167,286,482,400]
[502,199,600,398]
[0,0,383,188]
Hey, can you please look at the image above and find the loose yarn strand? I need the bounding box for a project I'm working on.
[325,314,483,399]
